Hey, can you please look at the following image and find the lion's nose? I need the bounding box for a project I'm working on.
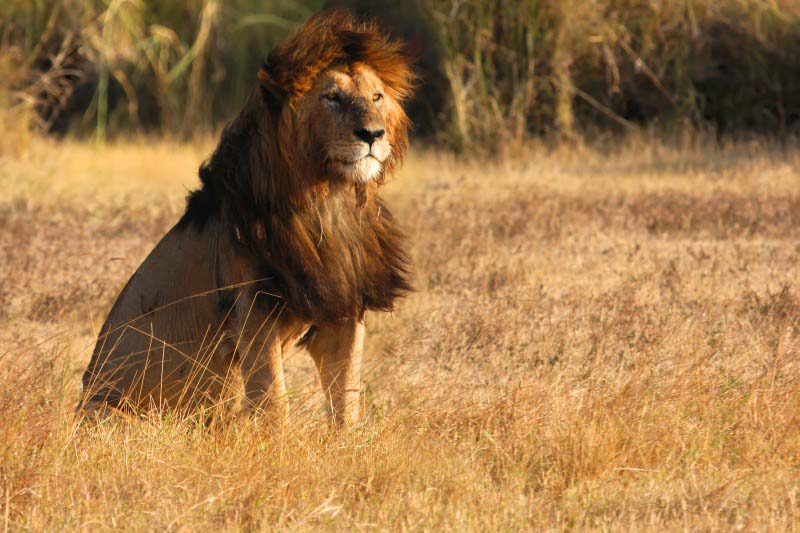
[354,127,385,145]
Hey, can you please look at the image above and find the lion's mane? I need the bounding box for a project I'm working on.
[178,9,415,325]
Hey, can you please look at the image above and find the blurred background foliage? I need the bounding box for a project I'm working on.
[2,0,800,151]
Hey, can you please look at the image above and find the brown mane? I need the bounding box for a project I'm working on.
[178,9,414,325]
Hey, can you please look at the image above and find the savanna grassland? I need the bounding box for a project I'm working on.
[2,135,800,529]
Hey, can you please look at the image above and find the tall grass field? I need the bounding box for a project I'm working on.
[1,135,799,529]
[3,0,800,147]
[2,0,800,529]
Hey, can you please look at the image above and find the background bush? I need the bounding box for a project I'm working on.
[0,0,323,140]
[2,0,800,149]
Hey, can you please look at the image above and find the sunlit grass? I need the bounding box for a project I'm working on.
[2,134,800,528]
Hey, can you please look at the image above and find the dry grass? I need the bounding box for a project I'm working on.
[2,135,800,529]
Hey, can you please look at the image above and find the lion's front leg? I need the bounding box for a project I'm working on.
[232,305,288,422]
[240,331,287,419]
[307,320,364,428]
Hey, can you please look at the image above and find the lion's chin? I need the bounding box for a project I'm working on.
[332,157,383,184]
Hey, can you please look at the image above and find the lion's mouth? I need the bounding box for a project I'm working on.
[337,153,382,165]
[330,154,383,183]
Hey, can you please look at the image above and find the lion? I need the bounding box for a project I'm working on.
[78,9,414,427]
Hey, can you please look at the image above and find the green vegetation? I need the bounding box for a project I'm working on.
[0,0,322,141]
[2,0,800,148]
[424,0,800,148]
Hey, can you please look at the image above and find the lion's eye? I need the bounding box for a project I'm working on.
[373,93,383,102]
[324,92,340,103]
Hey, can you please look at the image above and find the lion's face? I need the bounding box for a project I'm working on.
[296,64,398,184]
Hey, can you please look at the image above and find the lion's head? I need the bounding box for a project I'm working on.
[257,9,414,187]
[297,63,394,183]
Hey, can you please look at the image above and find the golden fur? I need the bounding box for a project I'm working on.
[78,9,414,426]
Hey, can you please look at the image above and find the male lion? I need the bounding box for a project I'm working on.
[78,9,414,427]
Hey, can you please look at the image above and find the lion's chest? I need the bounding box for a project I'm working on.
[260,199,409,324]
